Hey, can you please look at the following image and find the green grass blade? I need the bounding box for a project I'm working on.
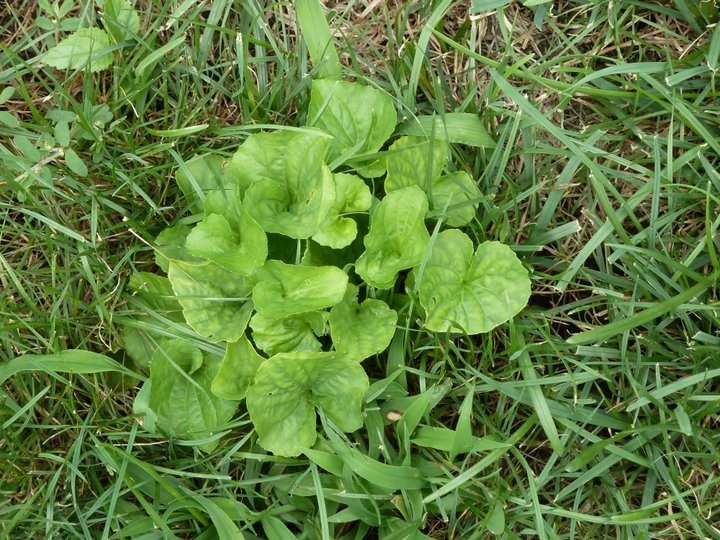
[295,0,341,79]
[566,275,716,345]
[0,350,144,385]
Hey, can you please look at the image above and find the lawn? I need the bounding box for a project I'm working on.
[1,0,719,538]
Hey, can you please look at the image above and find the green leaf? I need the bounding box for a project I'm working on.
[323,421,426,491]
[329,284,397,360]
[0,350,143,386]
[102,0,140,43]
[430,171,481,227]
[153,225,197,273]
[175,153,229,211]
[252,260,348,320]
[63,147,88,177]
[246,351,368,456]
[394,113,496,148]
[42,27,114,72]
[312,172,372,249]
[147,339,238,452]
[355,186,430,289]
[168,261,254,342]
[307,79,397,164]
[295,0,342,80]
[250,311,326,356]
[237,131,335,238]
[211,335,264,401]
[385,136,447,192]
[185,201,267,276]
[415,230,531,334]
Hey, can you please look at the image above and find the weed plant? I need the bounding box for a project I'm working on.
[1,0,719,538]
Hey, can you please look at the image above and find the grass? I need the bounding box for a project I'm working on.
[2,0,720,537]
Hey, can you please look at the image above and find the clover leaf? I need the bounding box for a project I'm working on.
[168,261,254,343]
[415,229,531,334]
[355,186,431,289]
[211,335,265,401]
[312,172,372,249]
[245,351,368,456]
[250,311,326,356]
[307,79,397,165]
[144,339,238,452]
[385,136,447,192]
[252,260,348,320]
[329,284,397,360]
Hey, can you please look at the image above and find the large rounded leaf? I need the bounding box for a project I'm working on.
[415,230,530,334]
[168,261,253,342]
[211,335,265,401]
[147,339,238,452]
[245,351,368,456]
[185,204,267,276]
[355,186,430,289]
[307,79,397,164]
[238,131,335,239]
[385,136,447,192]
[431,171,481,227]
[252,260,348,320]
[250,311,326,357]
[329,284,397,360]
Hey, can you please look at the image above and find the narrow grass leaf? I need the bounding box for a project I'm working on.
[262,516,296,540]
[190,494,245,540]
[0,350,144,385]
[567,276,715,345]
[295,0,341,79]
[324,422,425,491]
[449,388,475,461]
[145,124,209,137]
[404,0,453,110]
[512,327,564,456]
[135,35,185,79]
[627,368,720,412]
[673,404,693,436]
[486,497,506,534]
[562,62,667,95]
[470,0,512,11]
[707,17,720,71]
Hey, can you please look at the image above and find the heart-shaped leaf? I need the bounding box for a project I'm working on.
[144,339,238,452]
[250,311,327,357]
[329,284,397,360]
[185,196,267,276]
[415,229,531,333]
[211,335,265,401]
[233,130,335,239]
[252,260,348,320]
[355,186,430,289]
[385,136,447,192]
[168,261,254,342]
[42,28,113,72]
[431,171,481,227]
[307,79,397,164]
[246,351,368,456]
[312,172,372,249]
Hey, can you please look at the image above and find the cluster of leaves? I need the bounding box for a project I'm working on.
[41,0,140,72]
[123,79,531,456]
